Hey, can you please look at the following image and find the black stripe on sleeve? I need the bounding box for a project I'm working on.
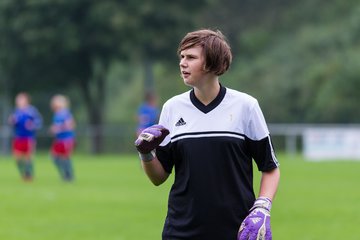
[247,135,279,172]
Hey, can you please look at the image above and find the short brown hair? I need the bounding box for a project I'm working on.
[178,29,232,76]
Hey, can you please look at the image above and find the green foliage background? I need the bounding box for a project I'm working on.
[1,0,360,153]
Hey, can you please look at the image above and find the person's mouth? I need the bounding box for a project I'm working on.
[181,71,190,78]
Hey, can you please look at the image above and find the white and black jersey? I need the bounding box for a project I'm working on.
[156,85,279,240]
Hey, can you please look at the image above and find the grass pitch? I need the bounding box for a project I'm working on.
[0,153,359,240]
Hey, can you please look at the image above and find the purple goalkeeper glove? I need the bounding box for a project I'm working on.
[238,197,272,240]
[135,125,170,161]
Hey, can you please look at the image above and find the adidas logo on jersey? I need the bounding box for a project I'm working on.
[175,118,186,126]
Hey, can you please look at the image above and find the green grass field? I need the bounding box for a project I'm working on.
[0,153,359,240]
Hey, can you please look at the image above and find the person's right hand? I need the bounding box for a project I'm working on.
[135,125,170,154]
[25,120,35,130]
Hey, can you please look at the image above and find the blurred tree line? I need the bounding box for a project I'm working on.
[1,0,360,153]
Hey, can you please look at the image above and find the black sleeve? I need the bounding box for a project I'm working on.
[156,142,175,174]
[247,135,279,172]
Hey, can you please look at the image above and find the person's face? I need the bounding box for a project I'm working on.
[179,46,207,87]
[51,99,62,112]
[15,95,29,109]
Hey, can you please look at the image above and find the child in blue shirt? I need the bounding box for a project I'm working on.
[137,91,159,136]
[50,95,76,181]
[8,93,42,181]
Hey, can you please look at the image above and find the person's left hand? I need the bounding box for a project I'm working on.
[238,197,272,240]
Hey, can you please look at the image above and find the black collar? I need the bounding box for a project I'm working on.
[190,84,226,114]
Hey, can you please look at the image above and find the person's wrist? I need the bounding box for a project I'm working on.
[138,150,155,162]
[252,196,272,212]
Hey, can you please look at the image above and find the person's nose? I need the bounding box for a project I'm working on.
[179,58,187,68]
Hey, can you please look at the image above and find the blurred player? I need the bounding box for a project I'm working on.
[135,29,280,239]
[50,94,76,182]
[136,91,159,136]
[8,92,42,181]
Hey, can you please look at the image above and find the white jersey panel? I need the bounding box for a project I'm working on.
[158,88,269,143]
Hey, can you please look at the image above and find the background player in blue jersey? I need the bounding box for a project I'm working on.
[136,91,159,136]
[135,29,280,240]
[50,94,76,182]
[8,92,42,181]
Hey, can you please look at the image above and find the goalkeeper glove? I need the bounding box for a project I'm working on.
[135,125,169,161]
[238,197,272,240]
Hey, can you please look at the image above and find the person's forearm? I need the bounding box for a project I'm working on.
[259,167,280,200]
[141,157,169,186]
[64,119,75,130]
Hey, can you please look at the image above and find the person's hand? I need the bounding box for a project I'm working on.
[8,115,15,125]
[238,197,272,240]
[25,120,35,130]
[49,124,60,134]
[135,125,169,161]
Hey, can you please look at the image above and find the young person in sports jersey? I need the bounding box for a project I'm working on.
[135,29,280,240]
[50,94,76,182]
[136,91,159,136]
[8,92,42,181]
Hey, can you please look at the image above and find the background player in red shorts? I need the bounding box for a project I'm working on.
[8,92,42,181]
[50,94,76,182]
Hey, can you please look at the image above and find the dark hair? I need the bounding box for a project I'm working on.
[144,91,156,102]
[178,29,232,76]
